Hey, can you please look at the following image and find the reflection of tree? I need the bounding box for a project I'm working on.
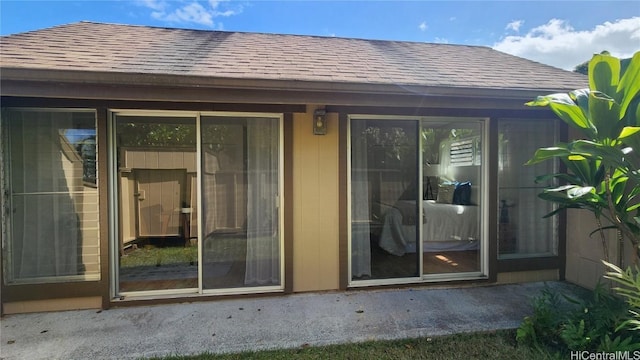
[118,123,196,147]
[362,126,413,166]
[117,122,236,153]
[76,136,96,184]
[202,124,232,155]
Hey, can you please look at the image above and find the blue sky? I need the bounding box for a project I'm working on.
[1,1,639,70]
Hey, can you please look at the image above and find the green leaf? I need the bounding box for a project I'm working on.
[570,88,591,120]
[619,126,640,139]
[589,91,620,140]
[589,53,621,100]
[527,93,595,135]
[568,186,595,199]
[526,146,571,165]
[618,52,640,119]
[525,96,550,107]
[622,95,640,127]
[610,175,629,205]
[549,101,594,133]
[565,158,592,184]
[627,203,640,212]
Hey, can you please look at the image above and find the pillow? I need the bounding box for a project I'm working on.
[453,181,472,205]
[436,183,455,204]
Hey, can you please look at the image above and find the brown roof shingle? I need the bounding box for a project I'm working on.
[1,21,587,92]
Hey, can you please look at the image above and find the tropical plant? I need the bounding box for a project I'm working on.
[573,50,612,75]
[516,284,639,354]
[526,51,640,263]
[604,261,640,332]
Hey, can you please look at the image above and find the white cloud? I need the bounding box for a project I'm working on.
[153,2,214,26]
[141,0,242,28]
[506,20,524,32]
[137,0,166,12]
[208,0,241,17]
[493,17,640,70]
[419,21,428,32]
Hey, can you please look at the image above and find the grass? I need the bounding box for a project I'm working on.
[149,329,554,360]
[121,245,198,268]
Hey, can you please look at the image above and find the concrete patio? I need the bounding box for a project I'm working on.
[0,281,583,360]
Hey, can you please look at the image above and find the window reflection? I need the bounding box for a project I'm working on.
[5,110,100,283]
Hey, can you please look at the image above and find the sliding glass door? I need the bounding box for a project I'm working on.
[112,111,282,296]
[349,116,485,284]
[351,119,420,280]
[421,121,482,276]
[200,115,282,290]
[115,114,198,292]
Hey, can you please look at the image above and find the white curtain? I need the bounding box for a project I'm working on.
[351,120,371,278]
[244,118,280,285]
[9,111,82,279]
[202,150,219,236]
[499,120,558,255]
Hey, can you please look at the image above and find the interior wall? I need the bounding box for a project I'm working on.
[292,107,340,292]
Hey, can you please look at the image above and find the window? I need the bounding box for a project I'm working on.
[498,119,559,258]
[349,116,485,284]
[113,111,283,295]
[2,109,100,283]
[201,115,282,289]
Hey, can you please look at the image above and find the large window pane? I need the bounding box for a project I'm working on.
[350,118,484,282]
[115,115,197,292]
[4,109,99,283]
[201,116,281,289]
[351,119,419,280]
[421,121,482,275]
[498,119,558,258]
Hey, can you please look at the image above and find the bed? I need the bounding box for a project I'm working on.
[378,200,479,256]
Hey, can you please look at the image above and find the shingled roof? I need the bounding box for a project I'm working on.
[1,21,586,94]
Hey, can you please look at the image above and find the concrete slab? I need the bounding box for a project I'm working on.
[0,281,583,360]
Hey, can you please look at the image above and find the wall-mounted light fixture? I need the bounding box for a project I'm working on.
[313,108,327,135]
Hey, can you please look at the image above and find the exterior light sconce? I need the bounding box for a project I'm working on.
[313,109,327,135]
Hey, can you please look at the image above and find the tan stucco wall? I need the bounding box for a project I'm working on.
[2,297,102,314]
[565,208,634,289]
[497,269,559,284]
[291,107,340,292]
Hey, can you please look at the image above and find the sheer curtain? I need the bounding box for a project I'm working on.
[499,120,558,256]
[351,120,371,278]
[9,111,83,279]
[244,118,280,285]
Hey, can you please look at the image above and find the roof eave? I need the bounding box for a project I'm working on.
[0,67,578,110]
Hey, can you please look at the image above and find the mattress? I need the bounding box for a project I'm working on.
[378,200,479,256]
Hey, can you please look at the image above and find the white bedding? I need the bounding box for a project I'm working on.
[378,200,479,256]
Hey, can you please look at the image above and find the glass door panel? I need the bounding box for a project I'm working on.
[351,119,419,281]
[498,119,558,258]
[421,121,482,275]
[115,115,198,292]
[201,116,281,290]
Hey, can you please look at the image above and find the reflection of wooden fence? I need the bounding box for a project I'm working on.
[119,147,197,246]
